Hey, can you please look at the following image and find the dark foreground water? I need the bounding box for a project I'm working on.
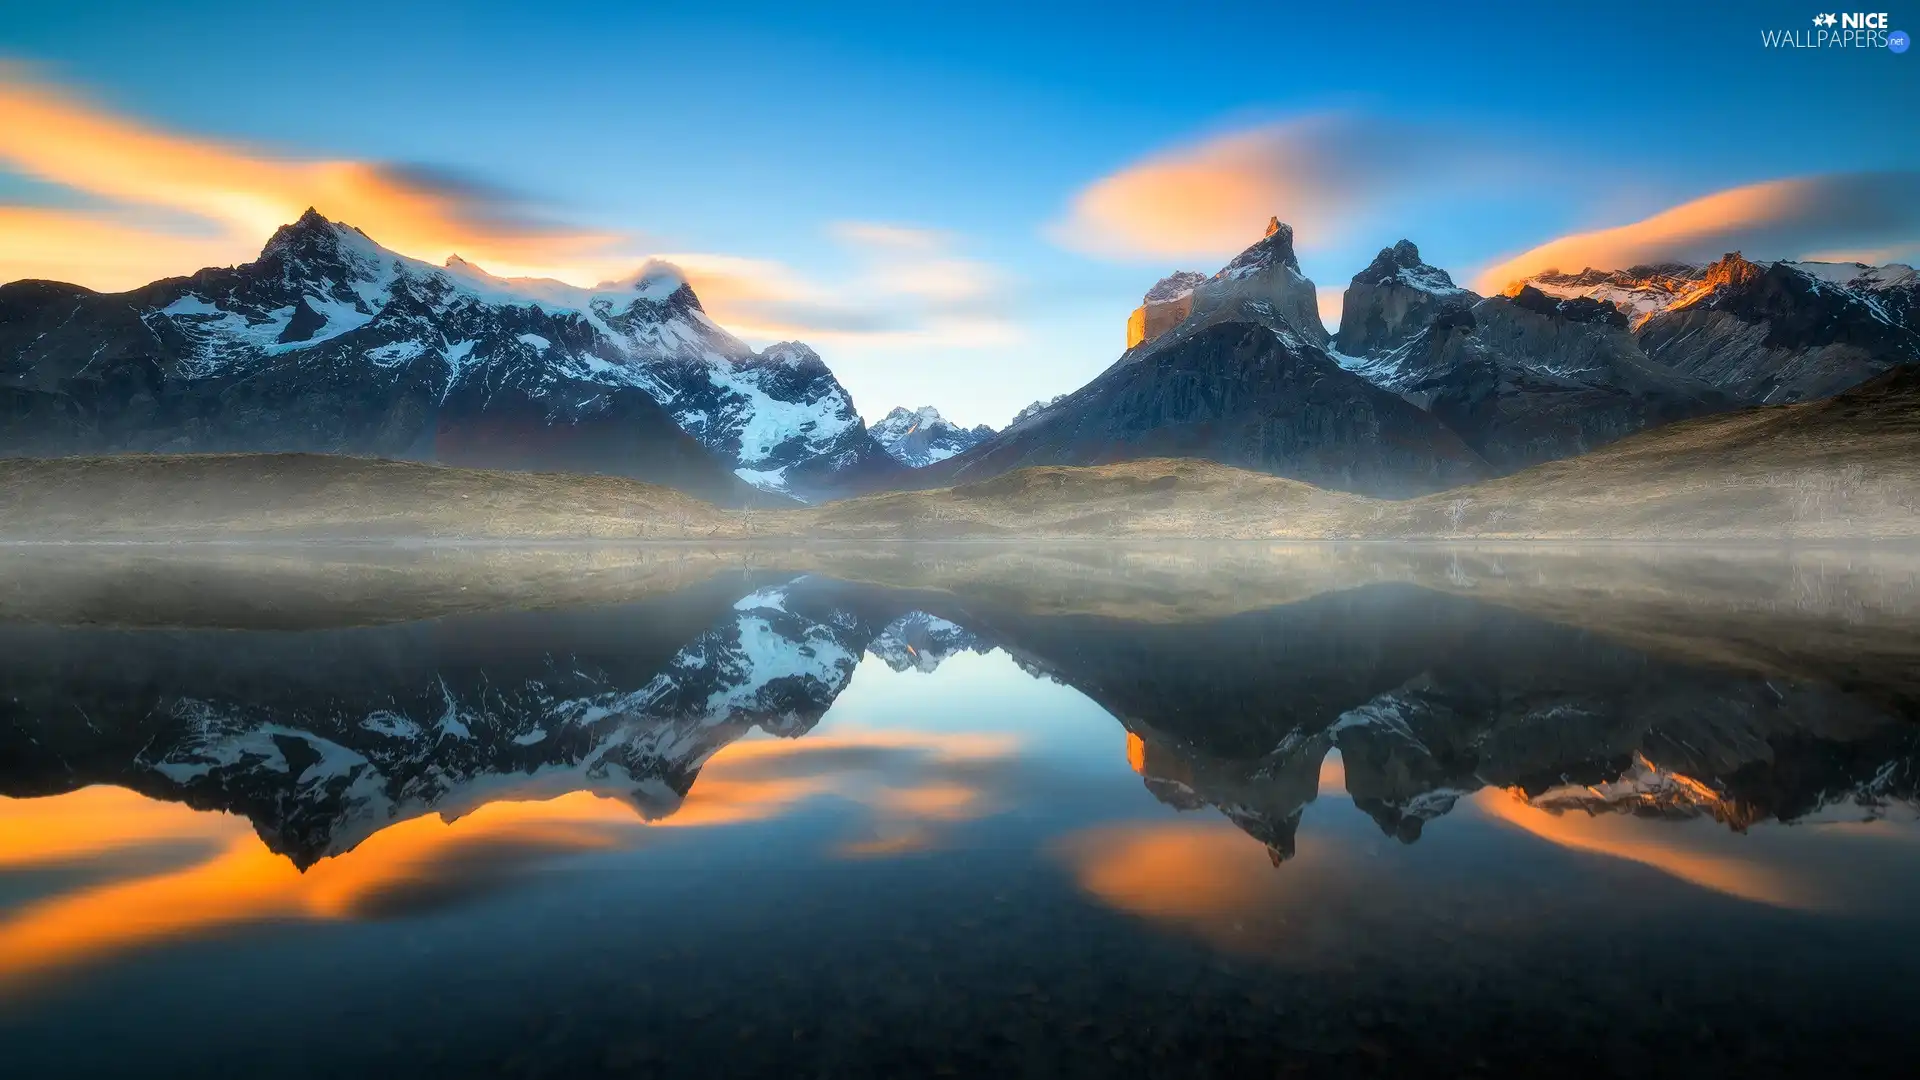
[2,545,1918,1078]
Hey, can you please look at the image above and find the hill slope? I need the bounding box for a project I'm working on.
[0,453,750,540]
[4,368,1915,542]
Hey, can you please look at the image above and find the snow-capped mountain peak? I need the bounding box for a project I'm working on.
[1008,395,1066,427]
[4,209,906,503]
[869,405,995,468]
[1351,240,1468,297]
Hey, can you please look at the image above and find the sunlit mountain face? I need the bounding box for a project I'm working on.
[3,545,1920,1077]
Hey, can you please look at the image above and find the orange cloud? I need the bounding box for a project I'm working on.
[1048,115,1494,264]
[0,69,628,288]
[1472,172,1920,292]
[0,69,1019,360]
[1054,820,1278,923]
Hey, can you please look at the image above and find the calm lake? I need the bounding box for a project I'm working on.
[2,544,1918,1078]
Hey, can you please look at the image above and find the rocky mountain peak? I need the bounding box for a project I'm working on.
[869,404,995,467]
[1333,239,1473,357]
[259,208,364,263]
[1143,270,1207,304]
[1216,217,1301,279]
[1699,251,1765,292]
[1350,239,1463,294]
[757,340,825,369]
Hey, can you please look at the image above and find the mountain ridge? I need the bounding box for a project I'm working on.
[0,209,904,503]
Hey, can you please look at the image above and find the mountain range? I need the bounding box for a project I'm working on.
[908,224,1919,495]
[3,210,1916,504]
[0,210,906,504]
[3,567,1911,868]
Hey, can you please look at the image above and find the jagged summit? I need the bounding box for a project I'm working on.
[870,404,995,468]
[755,341,827,369]
[1350,240,1464,295]
[1143,270,1206,304]
[1700,251,1764,289]
[1126,216,1323,350]
[1332,238,1476,357]
[258,207,377,262]
[1215,216,1301,279]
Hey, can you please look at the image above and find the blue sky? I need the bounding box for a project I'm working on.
[3,0,1915,426]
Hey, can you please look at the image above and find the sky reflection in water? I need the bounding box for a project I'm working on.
[2,548,1918,1076]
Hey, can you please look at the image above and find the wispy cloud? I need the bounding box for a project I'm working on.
[0,67,630,287]
[1471,172,1920,292]
[0,68,1017,355]
[1048,114,1507,264]
[669,223,1019,348]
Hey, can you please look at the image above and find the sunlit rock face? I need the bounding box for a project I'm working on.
[1122,218,1327,353]
[1126,271,1205,349]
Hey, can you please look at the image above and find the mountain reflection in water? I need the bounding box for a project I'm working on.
[2,544,1918,1078]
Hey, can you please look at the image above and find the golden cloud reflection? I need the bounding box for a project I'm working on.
[1046,817,1374,960]
[1055,821,1279,924]
[0,729,1016,992]
[1473,787,1821,911]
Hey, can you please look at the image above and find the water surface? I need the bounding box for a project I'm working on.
[2,544,1917,1078]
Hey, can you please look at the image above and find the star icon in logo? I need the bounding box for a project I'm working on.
[1813,12,1838,26]
[1824,13,1839,25]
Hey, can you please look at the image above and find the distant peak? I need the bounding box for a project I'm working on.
[1143,270,1206,305]
[1264,215,1282,238]
[759,340,824,367]
[1507,283,1628,327]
